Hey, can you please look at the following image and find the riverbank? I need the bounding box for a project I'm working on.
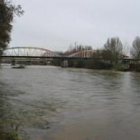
[0,83,23,140]
[52,58,140,72]
[0,131,21,140]
[0,66,62,139]
[61,64,140,73]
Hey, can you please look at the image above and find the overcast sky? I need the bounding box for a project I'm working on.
[10,0,140,51]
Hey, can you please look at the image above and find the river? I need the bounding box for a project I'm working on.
[0,65,140,140]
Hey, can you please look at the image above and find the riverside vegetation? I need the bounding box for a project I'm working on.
[0,0,23,139]
[52,37,140,72]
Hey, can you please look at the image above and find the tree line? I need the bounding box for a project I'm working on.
[59,37,140,71]
[64,36,140,60]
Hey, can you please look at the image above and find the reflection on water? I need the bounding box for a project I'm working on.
[1,66,140,140]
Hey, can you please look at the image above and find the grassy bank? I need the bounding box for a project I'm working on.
[0,131,22,140]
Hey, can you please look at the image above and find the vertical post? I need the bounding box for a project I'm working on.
[11,58,15,66]
[61,58,68,68]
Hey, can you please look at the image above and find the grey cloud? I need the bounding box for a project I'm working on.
[10,0,140,51]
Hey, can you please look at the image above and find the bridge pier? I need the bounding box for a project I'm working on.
[27,61,31,65]
[61,59,68,68]
[11,59,15,66]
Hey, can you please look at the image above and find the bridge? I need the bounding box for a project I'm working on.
[2,47,94,58]
[2,47,58,57]
[1,47,139,67]
[68,50,95,58]
[1,47,95,66]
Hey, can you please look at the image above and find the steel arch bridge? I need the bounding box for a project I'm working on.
[3,47,58,57]
[68,50,95,58]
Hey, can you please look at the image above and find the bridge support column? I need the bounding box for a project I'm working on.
[61,60,68,68]
[11,59,15,66]
[26,61,31,65]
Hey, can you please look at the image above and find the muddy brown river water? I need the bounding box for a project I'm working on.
[0,65,140,140]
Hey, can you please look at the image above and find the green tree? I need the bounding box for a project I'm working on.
[103,37,123,64]
[131,36,140,59]
[0,0,23,56]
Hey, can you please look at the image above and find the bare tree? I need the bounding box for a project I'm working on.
[103,37,123,63]
[123,42,131,57]
[131,36,140,59]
